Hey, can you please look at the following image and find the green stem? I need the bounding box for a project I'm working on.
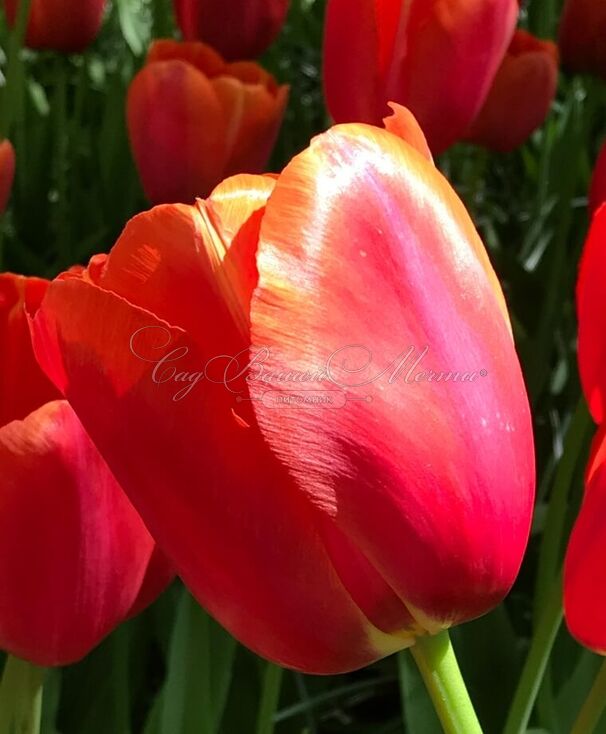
[502,576,563,734]
[255,662,283,734]
[1,0,33,138]
[410,630,483,734]
[534,398,592,621]
[0,655,46,734]
[571,658,606,734]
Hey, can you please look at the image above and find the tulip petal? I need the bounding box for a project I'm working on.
[466,31,558,152]
[0,273,59,426]
[383,103,432,162]
[0,400,155,666]
[212,77,288,178]
[565,427,606,653]
[147,39,225,78]
[249,123,534,627]
[32,208,410,673]
[127,60,227,203]
[577,206,606,423]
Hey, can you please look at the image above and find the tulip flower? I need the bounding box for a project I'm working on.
[576,205,606,424]
[127,40,288,205]
[559,0,606,80]
[3,0,106,54]
[564,426,606,652]
[0,140,15,214]
[465,30,558,152]
[173,0,289,61]
[589,141,606,215]
[0,272,172,666]
[32,105,534,674]
[565,204,606,651]
[323,0,518,153]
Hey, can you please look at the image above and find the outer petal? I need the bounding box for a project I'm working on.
[212,76,288,178]
[559,0,606,80]
[589,141,606,215]
[382,103,433,162]
[564,427,606,653]
[0,400,156,666]
[465,31,559,152]
[32,180,410,673]
[577,205,606,423]
[0,140,16,215]
[0,273,59,426]
[249,123,534,628]
[4,0,105,53]
[127,60,226,204]
[172,0,289,61]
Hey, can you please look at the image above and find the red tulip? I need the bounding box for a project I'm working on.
[559,0,606,80]
[589,141,606,215]
[3,0,106,53]
[564,426,606,652]
[32,106,534,673]
[173,0,289,61]
[323,0,518,153]
[466,30,559,152]
[577,205,606,424]
[127,40,288,205]
[0,273,172,666]
[0,140,15,215]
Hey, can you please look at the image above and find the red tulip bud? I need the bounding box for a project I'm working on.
[559,0,606,80]
[173,0,289,61]
[3,0,106,54]
[466,30,559,152]
[0,273,172,666]
[127,40,288,205]
[323,0,518,154]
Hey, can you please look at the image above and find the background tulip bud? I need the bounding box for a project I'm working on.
[323,0,518,153]
[0,273,172,666]
[127,40,288,205]
[559,0,606,80]
[173,0,289,61]
[465,30,559,152]
[0,140,15,215]
[3,0,106,54]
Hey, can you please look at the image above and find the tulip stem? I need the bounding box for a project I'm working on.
[570,658,606,734]
[0,655,46,734]
[410,630,483,734]
[502,576,563,734]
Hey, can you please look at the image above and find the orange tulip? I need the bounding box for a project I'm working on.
[173,0,289,61]
[3,0,106,53]
[0,140,15,214]
[0,273,172,666]
[127,40,288,205]
[32,107,534,674]
[323,0,518,153]
[466,30,559,152]
[559,0,606,80]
